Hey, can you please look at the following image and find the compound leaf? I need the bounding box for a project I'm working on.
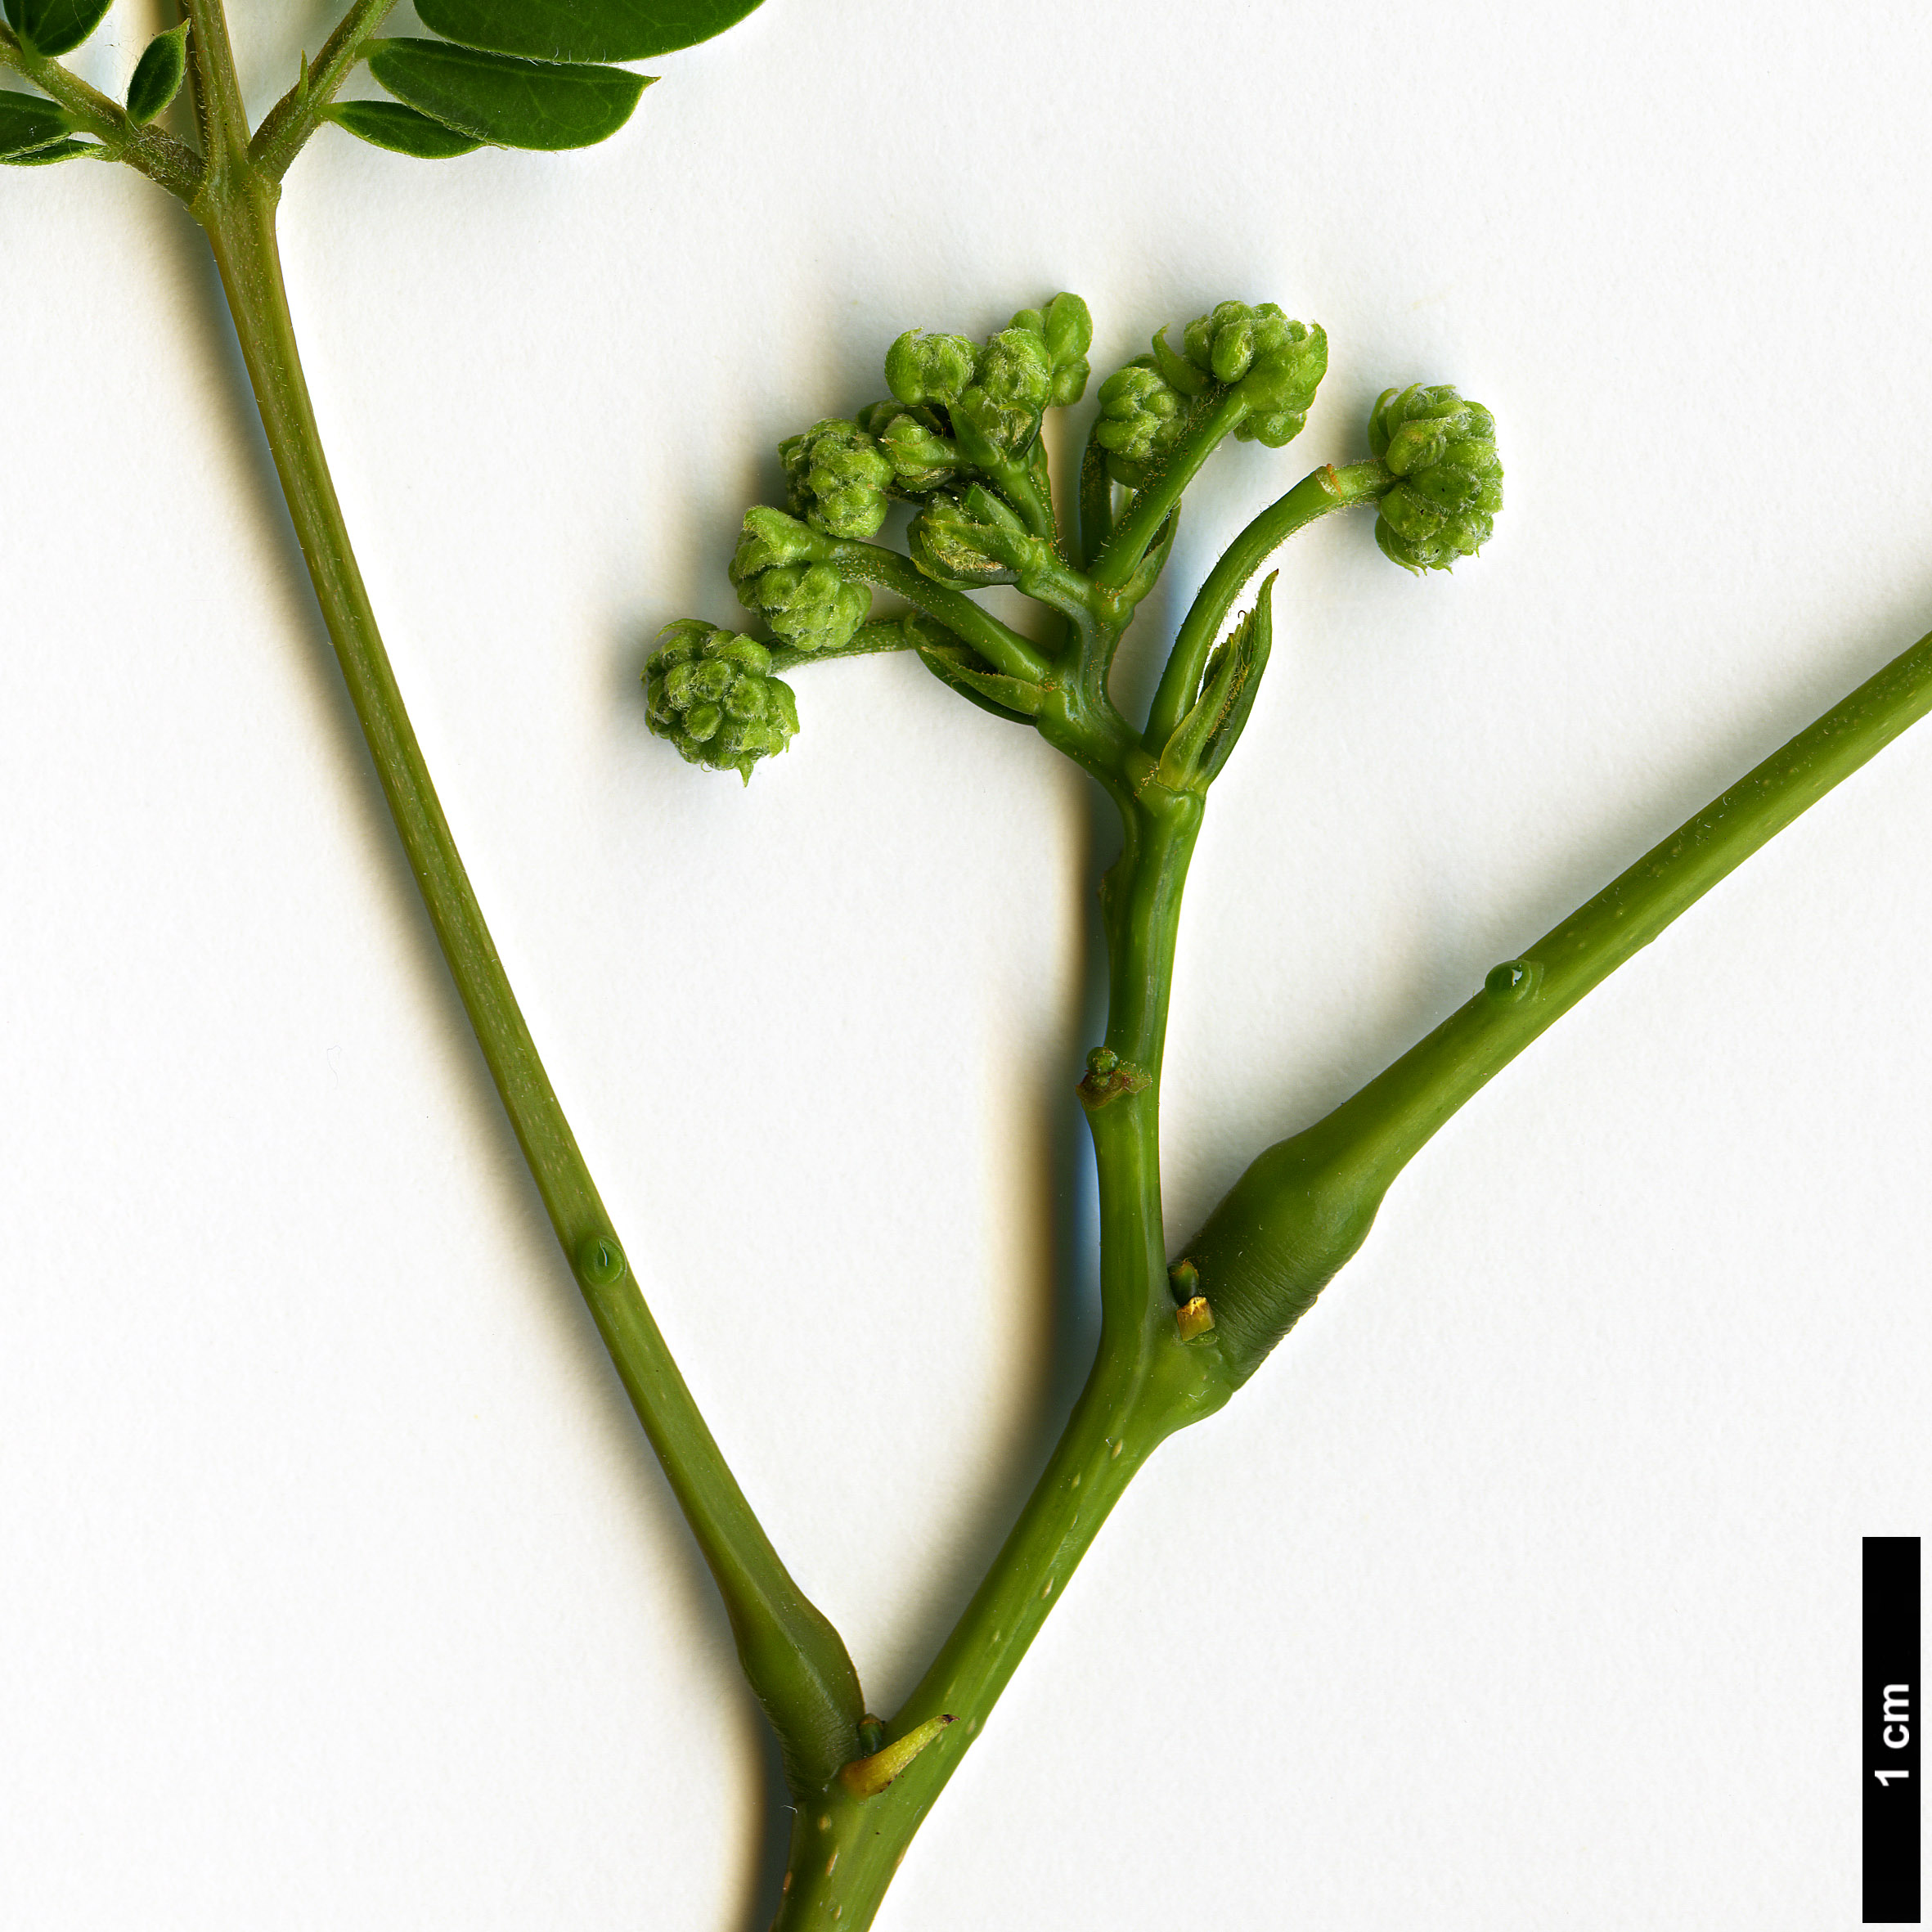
[413,0,763,63]
[365,39,647,151]
[125,23,190,128]
[325,99,483,158]
[5,0,114,59]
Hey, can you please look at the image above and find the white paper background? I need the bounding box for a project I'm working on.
[4,2,1930,1925]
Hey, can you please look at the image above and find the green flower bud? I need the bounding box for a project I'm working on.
[1093,357,1190,485]
[1040,291,1092,388]
[644,622,800,780]
[780,419,893,540]
[1007,291,1093,408]
[1166,301,1328,447]
[736,559,871,653]
[946,326,1054,458]
[1367,384,1503,572]
[885,330,978,408]
[863,409,964,494]
[1183,300,1266,384]
[976,326,1052,413]
[729,505,825,586]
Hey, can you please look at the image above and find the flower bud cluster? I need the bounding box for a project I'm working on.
[1367,384,1503,572]
[1188,302,1328,447]
[1093,358,1188,486]
[728,506,871,652]
[1093,300,1328,484]
[878,291,1092,470]
[643,622,799,780]
[780,419,893,539]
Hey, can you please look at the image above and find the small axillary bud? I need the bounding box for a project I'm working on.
[1170,1264,1216,1341]
[1484,956,1543,1004]
[1366,384,1503,572]
[575,1233,629,1288]
[1175,1296,1216,1342]
[836,1713,956,1799]
[1077,1047,1151,1108]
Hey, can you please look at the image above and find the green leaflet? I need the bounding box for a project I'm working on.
[0,90,72,158]
[1,133,97,164]
[325,100,483,159]
[414,0,763,64]
[2,0,112,59]
[365,39,648,151]
[125,24,190,128]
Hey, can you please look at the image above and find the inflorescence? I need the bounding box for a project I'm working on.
[644,294,1502,780]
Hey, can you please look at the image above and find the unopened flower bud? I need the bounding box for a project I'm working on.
[644,622,799,780]
[1093,358,1189,485]
[948,326,1054,456]
[1367,384,1503,572]
[736,559,871,653]
[885,330,978,408]
[1008,291,1093,408]
[728,505,825,586]
[780,419,892,540]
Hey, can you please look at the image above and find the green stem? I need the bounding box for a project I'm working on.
[771,789,1230,1932]
[250,0,397,180]
[765,618,950,675]
[1329,622,1932,1192]
[179,0,249,185]
[984,447,1057,544]
[829,539,1053,684]
[192,164,862,1792]
[1180,622,1932,1382]
[1092,389,1248,591]
[1147,459,1385,750]
[1076,431,1114,573]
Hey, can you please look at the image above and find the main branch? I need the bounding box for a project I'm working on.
[182,110,862,1790]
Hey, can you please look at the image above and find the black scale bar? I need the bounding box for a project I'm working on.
[1866,1536,1921,1924]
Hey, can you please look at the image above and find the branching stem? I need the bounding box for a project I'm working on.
[250,0,397,180]
[829,538,1054,684]
[1148,458,1386,749]
[1321,622,1932,1194]
[1092,389,1248,591]
[771,776,1232,1932]
[0,19,203,200]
